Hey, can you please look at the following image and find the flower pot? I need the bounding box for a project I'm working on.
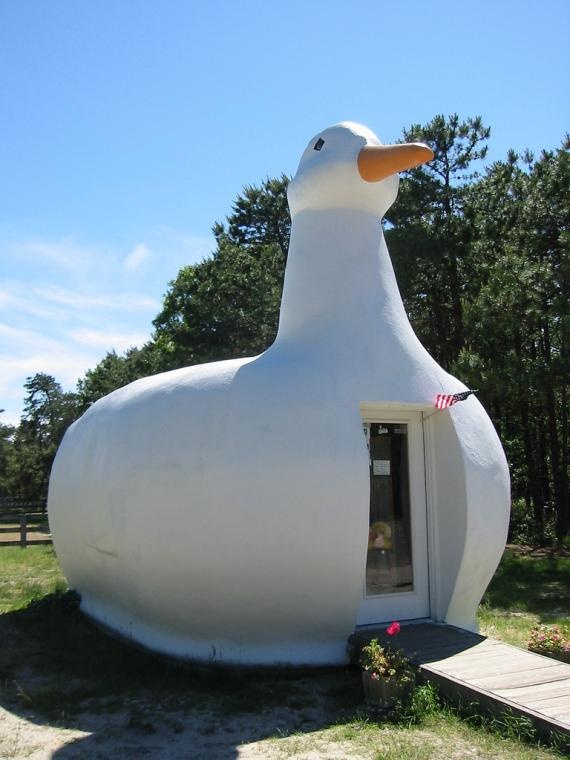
[361,670,412,709]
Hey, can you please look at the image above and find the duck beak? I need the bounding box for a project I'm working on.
[357,142,434,182]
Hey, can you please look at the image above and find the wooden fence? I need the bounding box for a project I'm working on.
[0,500,51,547]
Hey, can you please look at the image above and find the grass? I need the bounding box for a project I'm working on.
[0,545,66,613]
[0,545,568,758]
[478,547,570,648]
[264,699,564,759]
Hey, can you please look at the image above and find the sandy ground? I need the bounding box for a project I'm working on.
[0,699,367,760]
[1,701,542,760]
[0,585,372,760]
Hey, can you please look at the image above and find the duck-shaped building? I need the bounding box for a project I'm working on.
[48,122,510,666]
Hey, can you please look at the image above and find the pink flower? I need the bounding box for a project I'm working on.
[387,621,401,636]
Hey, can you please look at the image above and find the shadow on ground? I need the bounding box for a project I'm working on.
[482,549,570,616]
[0,591,363,758]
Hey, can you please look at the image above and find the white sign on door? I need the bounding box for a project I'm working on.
[373,459,390,476]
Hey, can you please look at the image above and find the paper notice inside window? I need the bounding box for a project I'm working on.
[373,460,391,476]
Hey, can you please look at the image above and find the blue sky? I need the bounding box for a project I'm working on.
[1,0,569,425]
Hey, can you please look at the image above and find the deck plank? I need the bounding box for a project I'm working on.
[470,664,570,690]
[495,678,570,701]
[540,708,570,721]
[431,654,554,678]
[524,694,570,710]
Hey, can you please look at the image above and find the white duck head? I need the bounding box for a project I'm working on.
[287,121,433,218]
[275,122,434,351]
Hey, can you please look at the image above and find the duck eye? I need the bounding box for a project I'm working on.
[314,138,325,151]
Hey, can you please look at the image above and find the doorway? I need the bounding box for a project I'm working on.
[356,410,429,626]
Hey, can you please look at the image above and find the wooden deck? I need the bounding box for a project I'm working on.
[350,622,570,741]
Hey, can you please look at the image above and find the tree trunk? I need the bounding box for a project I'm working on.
[514,333,544,541]
[541,322,569,540]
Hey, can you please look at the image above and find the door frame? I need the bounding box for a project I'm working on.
[356,406,431,626]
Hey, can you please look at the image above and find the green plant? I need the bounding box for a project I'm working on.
[359,624,415,686]
[396,683,440,725]
[528,624,570,661]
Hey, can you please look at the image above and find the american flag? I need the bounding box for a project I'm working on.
[435,389,478,410]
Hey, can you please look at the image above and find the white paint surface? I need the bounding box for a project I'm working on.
[48,122,510,665]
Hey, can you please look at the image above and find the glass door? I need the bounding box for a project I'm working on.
[356,411,429,626]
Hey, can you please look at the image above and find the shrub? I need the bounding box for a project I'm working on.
[527,623,570,662]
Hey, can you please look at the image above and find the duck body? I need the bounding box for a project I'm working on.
[51,349,370,664]
[49,123,510,664]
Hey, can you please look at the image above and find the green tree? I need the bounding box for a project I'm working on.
[7,374,79,500]
[74,178,291,410]
[386,114,491,368]
[458,140,570,541]
[212,175,291,261]
[153,178,289,367]
[153,241,285,367]
[0,411,15,497]
[76,342,163,412]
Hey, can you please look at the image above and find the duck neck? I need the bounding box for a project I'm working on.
[274,208,410,353]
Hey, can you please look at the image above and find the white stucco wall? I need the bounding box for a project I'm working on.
[438,401,511,630]
[424,409,468,623]
[48,122,510,665]
[50,354,370,665]
[425,402,510,631]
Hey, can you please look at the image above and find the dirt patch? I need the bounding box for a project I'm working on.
[0,698,336,759]
[0,702,558,760]
[0,670,386,760]
[0,594,366,759]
